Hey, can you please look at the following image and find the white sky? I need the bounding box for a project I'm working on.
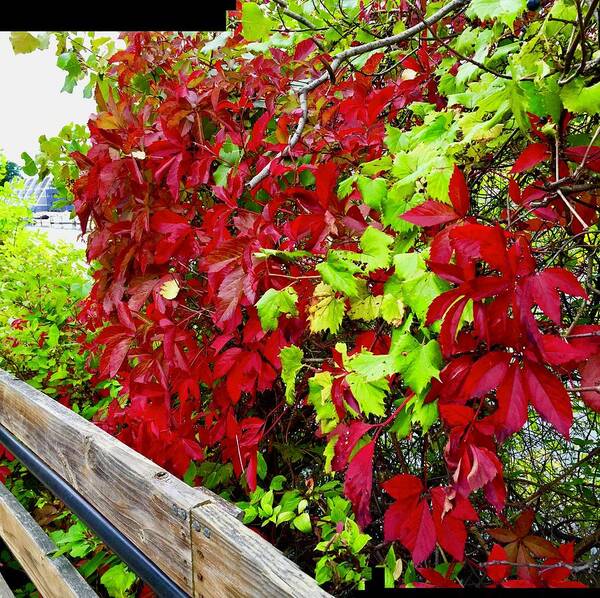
[0,32,96,162]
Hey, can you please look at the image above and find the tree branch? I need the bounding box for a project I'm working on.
[524,446,600,505]
[247,0,471,189]
[272,0,327,51]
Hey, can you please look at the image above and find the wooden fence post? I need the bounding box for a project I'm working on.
[190,502,331,598]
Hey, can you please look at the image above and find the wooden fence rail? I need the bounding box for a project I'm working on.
[0,482,97,597]
[0,369,329,598]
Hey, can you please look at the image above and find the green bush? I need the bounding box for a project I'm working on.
[0,179,92,403]
[0,174,136,597]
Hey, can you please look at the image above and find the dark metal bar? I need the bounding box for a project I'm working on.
[0,424,190,598]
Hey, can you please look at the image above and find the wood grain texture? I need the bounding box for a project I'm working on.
[0,569,15,598]
[0,483,96,598]
[191,503,331,598]
[0,368,241,594]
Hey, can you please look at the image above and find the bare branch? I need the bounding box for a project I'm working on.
[524,446,600,505]
[247,0,471,189]
[272,0,327,50]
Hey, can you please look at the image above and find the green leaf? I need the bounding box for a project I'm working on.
[280,345,303,405]
[385,125,406,152]
[360,226,394,271]
[317,256,360,298]
[213,163,231,187]
[47,324,60,348]
[338,174,358,199]
[308,371,339,433]
[346,373,388,417]
[242,2,275,42]
[219,138,242,165]
[413,399,439,433]
[270,475,286,491]
[100,563,136,598]
[308,283,346,334]
[21,152,38,176]
[323,435,337,474]
[79,551,109,578]
[401,272,449,324]
[467,0,526,29]
[257,452,268,480]
[256,287,298,331]
[390,405,412,439]
[348,350,399,381]
[381,294,405,326]
[361,155,393,175]
[57,52,82,77]
[348,294,382,321]
[10,32,40,54]
[561,80,600,116]
[393,253,425,281]
[357,176,387,210]
[392,337,442,395]
[254,248,311,262]
[260,489,274,516]
[292,512,312,533]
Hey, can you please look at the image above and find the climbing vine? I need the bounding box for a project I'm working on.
[10,0,600,592]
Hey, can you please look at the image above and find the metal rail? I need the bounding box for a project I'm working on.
[0,424,190,598]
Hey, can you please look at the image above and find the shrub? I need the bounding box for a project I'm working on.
[9,2,600,591]
[0,172,134,597]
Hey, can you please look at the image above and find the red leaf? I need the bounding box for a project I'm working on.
[494,363,527,440]
[150,210,191,236]
[448,165,469,217]
[204,238,247,273]
[542,267,588,298]
[216,266,245,324]
[438,296,469,358]
[100,337,131,378]
[511,143,551,174]
[426,289,463,327]
[382,474,435,564]
[486,544,511,584]
[248,111,271,152]
[449,224,509,272]
[508,178,522,204]
[344,440,375,529]
[116,301,136,333]
[293,38,317,61]
[460,351,511,401]
[416,567,462,588]
[484,471,507,513]
[330,421,374,472]
[465,445,502,493]
[501,580,537,588]
[580,354,600,412]
[524,360,572,438]
[513,509,535,538]
[564,145,600,172]
[539,335,590,366]
[527,267,587,325]
[401,200,459,227]
[431,487,477,561]
[382,473,423,504]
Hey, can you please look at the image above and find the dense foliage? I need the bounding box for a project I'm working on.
[5,0,600,592]
[0,173,138,596]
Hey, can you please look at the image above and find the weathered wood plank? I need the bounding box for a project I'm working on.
[191,503,330,598]
[0,368,240,594]
[0,569,14,598]
[0,483,96,598]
